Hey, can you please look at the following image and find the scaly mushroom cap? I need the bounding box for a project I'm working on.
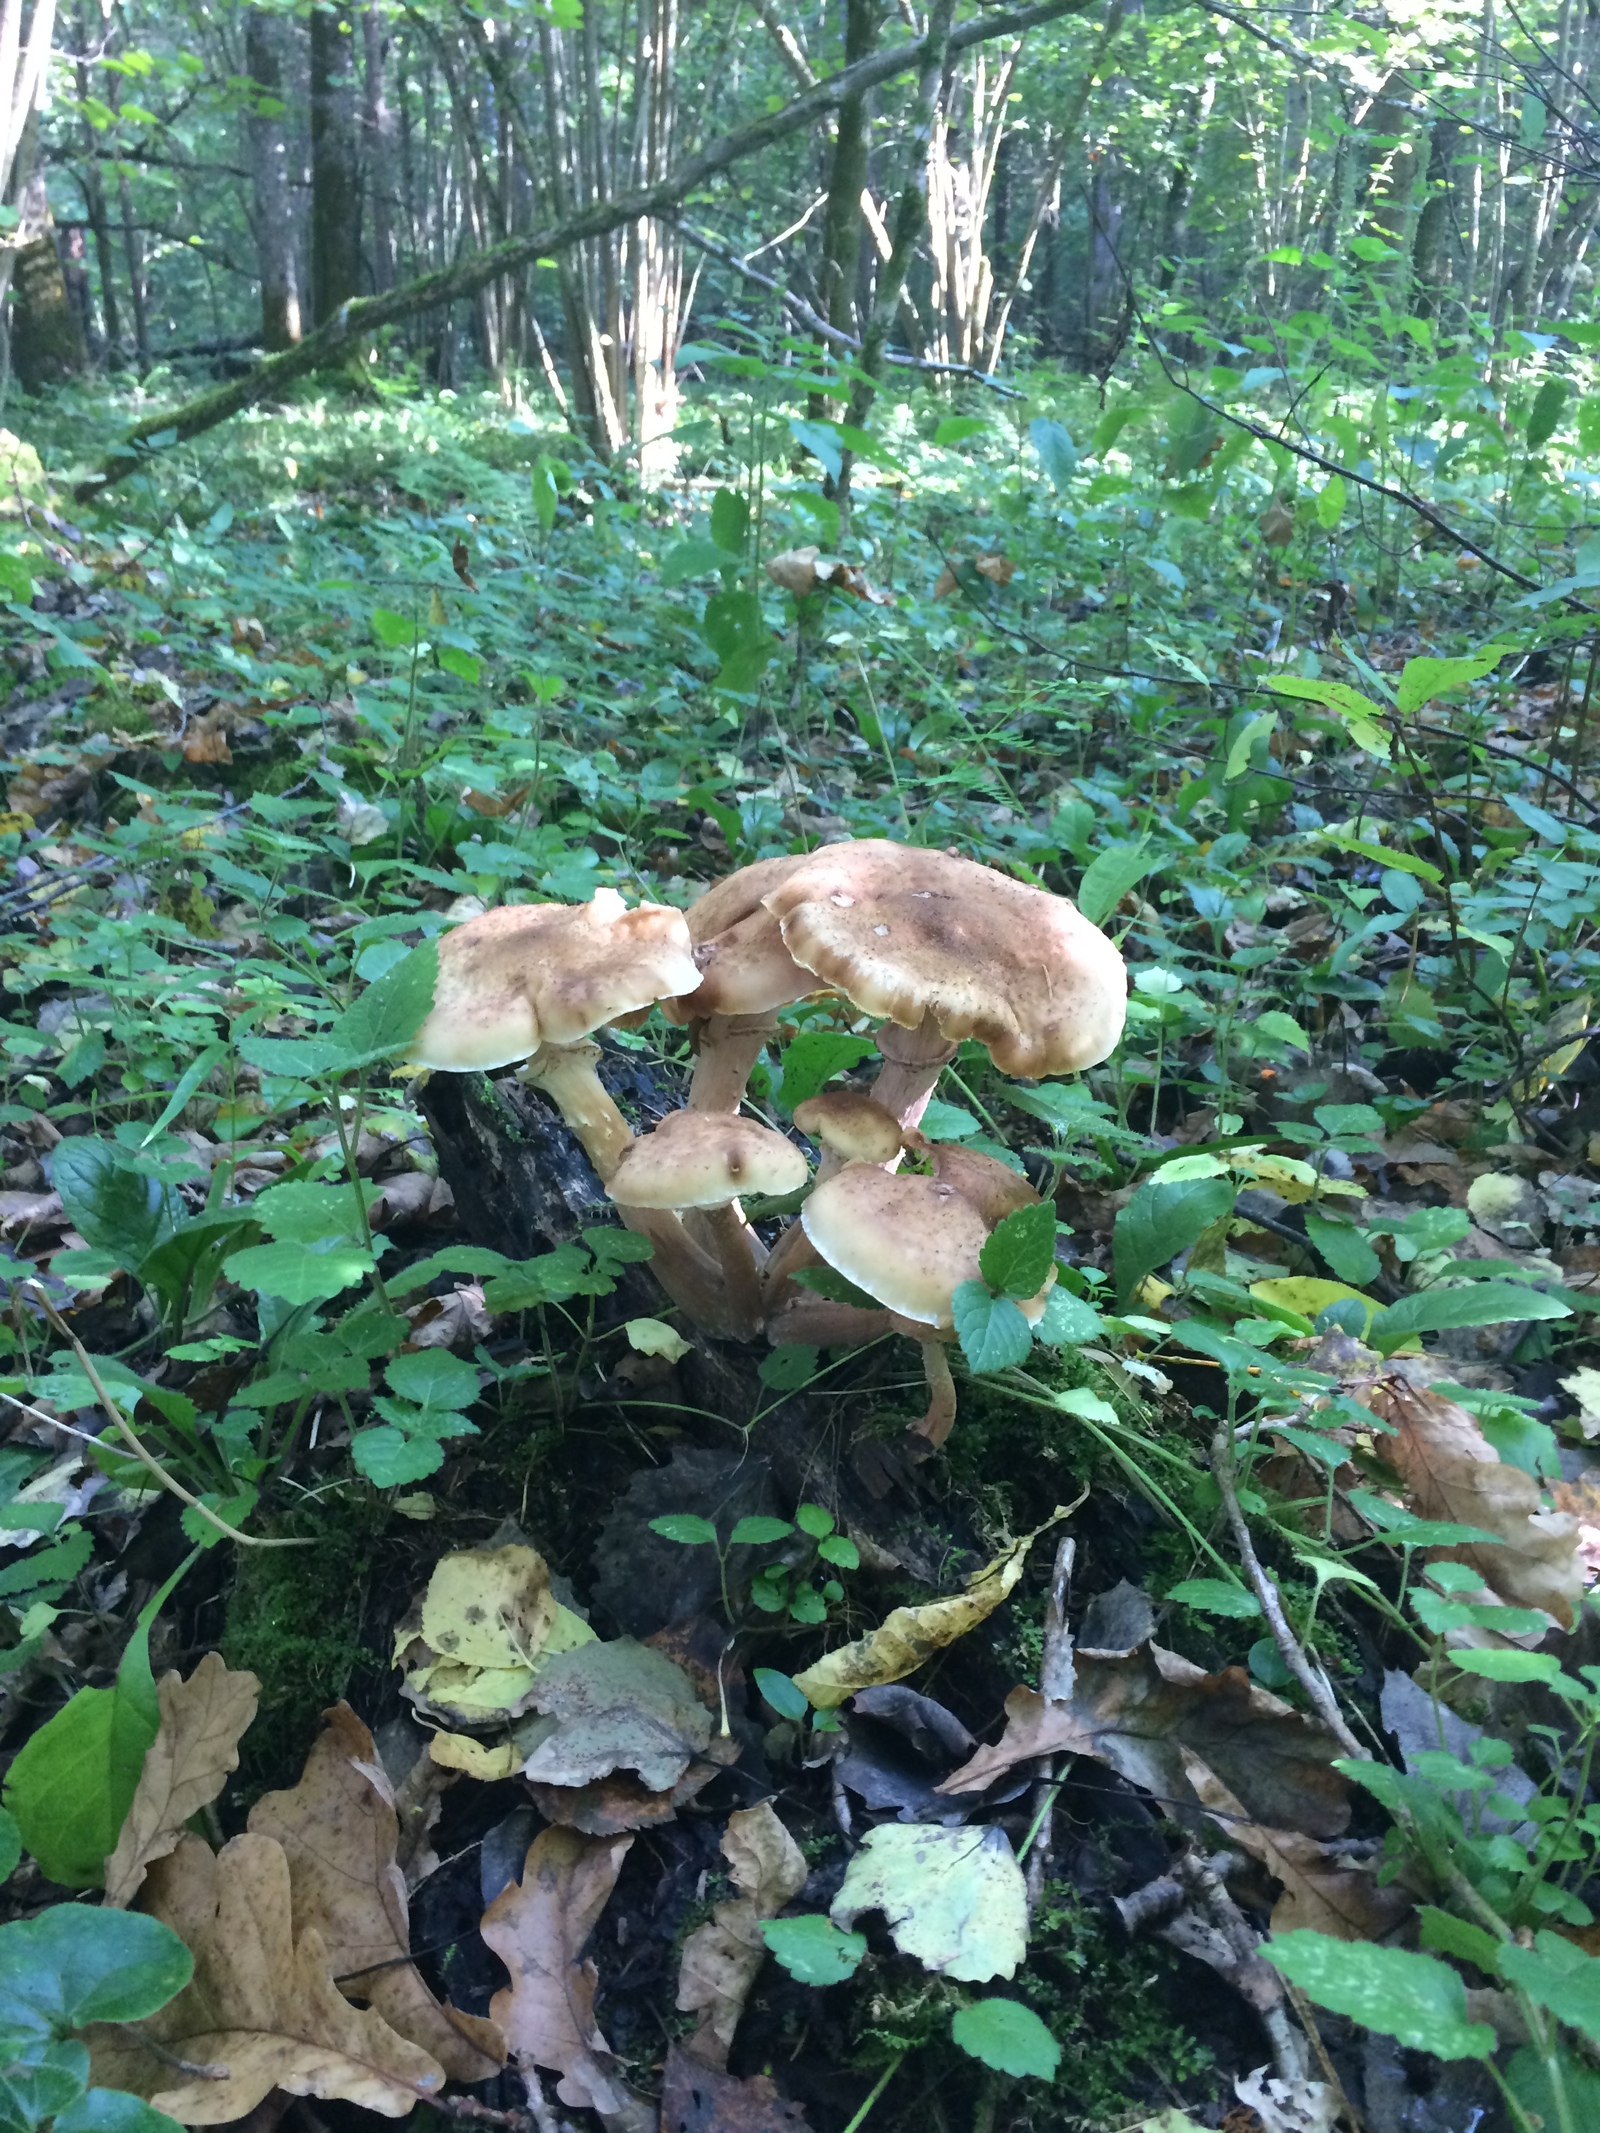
[762,841,1127,1077]
[794,1089,904,1165]
[663,856,820,1025]
[410,890,700,1072]
[800,1167,989,1328]
[912,1137,1041,1228]
[607,1108,809,1210]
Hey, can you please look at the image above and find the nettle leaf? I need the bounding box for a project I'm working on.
[953,1283,1034,1374]
[332,937,439,1068]
[1264,1933,1494,2060]
[1369,1281,1570,1354]
[649,1514,719,1546]
[762,1914,867,1987]
[385,1348,479,1411]
[1113,1174,1236,1306]
[979,1201,1058,1299]
[729,1515,794,1546]
[951,1999,1061,2080]
[351,1428,444,1488]
[1033,1287,1103,1345]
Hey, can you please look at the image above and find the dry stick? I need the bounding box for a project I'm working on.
[22,1281,309,1549]
[77,0,1098,497]
[676,224,1025,396]
[1209,1424,1366,1760]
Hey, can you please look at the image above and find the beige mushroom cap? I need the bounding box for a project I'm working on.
[800,1167,989,1328]
[794,1090,904,1165]
[662,856,821,1025]
[607,1109,809,1209]
[915,1138,1040,1228]
[762,840,1127,1077]
[410,889,700,1072]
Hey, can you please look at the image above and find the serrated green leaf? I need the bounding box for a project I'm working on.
[953,1283,1034,1373]
[1263,1932,1494,2059]
[1166,1578,1261,1619]
[649,1513,719,1546]
[1113,1173,1235,1307]
[224,1239,375,1305]
[730,1515,794,1546]
[979,1201,1057,1299]
[762,1913,867,1986]
[351,1427,444,1487]
[795,1503,835,1539]
[951,1998,1061,2079]
[779,1031,875,1110]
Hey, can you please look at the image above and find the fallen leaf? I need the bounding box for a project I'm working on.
[396,1542,597,1725]
[677,1802,807,2064]
[660,2043,813,2131]
[626,1316,693,1363]
[480,1825,647,2125]
[831,1824,1027,1981]
[1362,1374,1584,1628]
[793,1508,1070,1709]
[1183,1752,1410,1942]
[104,1653,260,1909]
[1560,1366,1600,1440]
[1234,2067,1338,2133]
[85,1832,445,2123]
[519,1636,715,1791]
[405,1284,491,1351]
[1550,1473,1600,1581]
[248,1703,504,2082]
[429,1732,522,1782]
[526,1759,723,1836]
[938,1648,1351,1839]
[181,713,234,765]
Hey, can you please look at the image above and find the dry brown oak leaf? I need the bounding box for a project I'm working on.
[246,1701,503,2084]
[660,2042,813,2132]
[937,1643,1351,1839]
[104,1653,260,1909]
[480,1825,649,2130]
[1363,1374,1585,1628]
[676,1801,807,2066]
[1182,1751,1413,1943]
[85,1831,445,2124]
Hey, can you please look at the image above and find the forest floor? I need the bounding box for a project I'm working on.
[0,353,1597,2133]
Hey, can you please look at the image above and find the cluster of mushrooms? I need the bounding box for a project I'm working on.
[408,839,1128,1448]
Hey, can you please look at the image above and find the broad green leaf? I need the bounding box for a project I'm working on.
[1303,1209,1382,1287]
[1033,1286,1104,1345]
[351,1428,444,1487]
[1029,418,1078,491]
[710,487,749,554]
[223,1239,376,1305]
[370,607,416,649]
[1506,2044,1600,2131]
[1224,712,1275,782]
[753,1667,810,1722]
[1076,837,1156,927]
[531,454,563,533]
[51,1142,176,1270]
[1498,1933,1600,2043]
[1316,473,1345,528]
[649,1514,719,1546]
[333,937,439,1068]
[249,1180,375,1245]
[1369,1280,1570,1354]
[1450,1649,1573,1688]
[1113,1174,1235,1306]
[702,587,773,692]
[385,1348,479,1410]
[762,1913,866,1986]
[1395,651,1505,716]
[758,1345,818,1390]
[1319,832,1440,882]
[979,1202,1057,1299]
[0,1908,191,2039]
[788,418,843,482]
[1267,675,1391,757]
[953,1283,1034,1373]
[790,1266,880,1311]
[779,1031,875,1109]
[0,1805,19,1884]
[660,537,737,586]
[1263,1933,1494,2060]
[951,1999,1061,2080]
[1526,377,1569,449]
[1166,1578,1261,1619]
[729,1515,795,1546]
[934,416,988,447]
[795,1503,835,1539]
[57,2090,187,2133]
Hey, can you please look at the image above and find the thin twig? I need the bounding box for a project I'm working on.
[1209,1423,1366,1759]
[22,1282,307,1549]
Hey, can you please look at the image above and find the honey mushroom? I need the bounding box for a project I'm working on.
[605,1111,808,1341]
[408,890,730,1326]
[794,1154,1056,1449]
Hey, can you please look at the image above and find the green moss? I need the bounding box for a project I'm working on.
[221,1492,388,1796]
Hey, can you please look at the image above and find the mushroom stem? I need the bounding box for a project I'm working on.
[698,1202,766,1340]
[766,1290,894,1348]
[615,1205,749,1338]
[907,1333,959,1448]
[760,1215,822,1299]
[688,1013,777,1113]
[518,1040,637,1182]
[869,1009,960,1133]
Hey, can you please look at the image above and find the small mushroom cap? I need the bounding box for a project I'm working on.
[793,1090,904,1165]
[662,856,820,1025]
[911,1137,1040,1228]
[606,1109,809,1209]
[800,1167,989,1328]
[410,890,700,1072]
[763,840,1127,1077]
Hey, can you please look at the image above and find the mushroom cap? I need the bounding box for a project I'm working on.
[663,856,819,1025]
[800,1167,989,1328]
[762,840,1127,1077]
[793,1089,904,1165]
[606,1109,809,1210]
[917,1139,1041,1228]
[410,890,700,1072]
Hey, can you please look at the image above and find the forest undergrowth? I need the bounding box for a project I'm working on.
[2,304,1600,2133]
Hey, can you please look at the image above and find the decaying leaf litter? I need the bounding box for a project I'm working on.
[10,360,1600,2133]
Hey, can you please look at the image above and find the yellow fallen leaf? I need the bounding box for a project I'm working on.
[430,1732,522,1782]
[420,1543,558,1669]
[625,1317,692,1363]
[793,1504,1078,1709]
[1251,1277,1380,1336]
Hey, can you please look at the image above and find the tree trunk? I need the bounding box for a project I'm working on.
[310,1,362,321]
[1410,116,1456,315]
[362,5,397,294]
[10,165,88,390]
[246,9,302,349]
[73,5,121,359]
[815,0,883,349]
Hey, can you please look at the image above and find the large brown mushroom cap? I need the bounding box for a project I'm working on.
[794,1090,904,1165]
[908,1136,1040,1228]
[800,1167,989,1328]
[662,856,820,1025]
[410,890,700,1072]
[762,840,1127,1077]
[606,1109,809,1209]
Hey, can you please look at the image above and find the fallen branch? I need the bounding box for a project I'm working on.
[77,0,1097,498]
